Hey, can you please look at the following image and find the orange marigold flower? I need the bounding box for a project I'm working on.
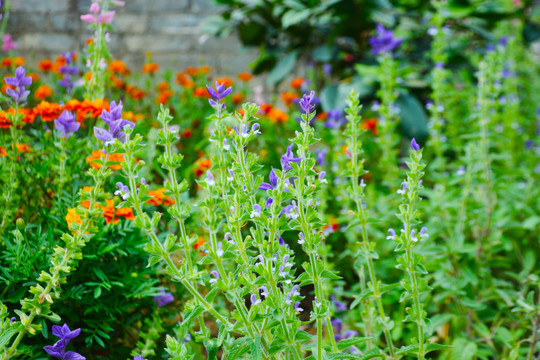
[38,59,54,72]
[1,58,12,68]
[35,84,54,101]
[116,206,136,221]
[126,84,146,100]
[66,208,83,229]
[260,103,273,114]
[267,108,289,123]
[290,77,304,89]
[109,60,130,75]
[156,81,169,91]
[193,86,209,98]
[194,158,211,177]
[281,91,299,107]
[361,118,378,135]
[185,66,198,76]
[235,108,245,119]
[123,111,145,123]
[237,72,252,82]
[232,93,244,105]
[147,188,176,207]
[199,65,211,74]
[182,128,192,138]
[16,143,32,153]
[86,150,125,170]
[316,112,327,121]
[0,146,7,157]
[194,237,205,250]
[216,77,233,87]
[155,89,174,105]
[14,57,26,67]
[0,111,10,129]
[33,101,63,122]
[29,73,40,84]
[142,62,159,74]
[109,74,125,88]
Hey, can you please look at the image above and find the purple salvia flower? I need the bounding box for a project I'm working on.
[299,90,316,115]
[259,169,278,190]
[410,229,419,242]
[209,270,219,284]
[386,228,396,240]
[206,171,215,186]
[294,302,304,312]
[251,294,261,306]
[278,236,287,247]
[94,100,134,144]
[411,138,420,151]
[331,318,343,333]
[207,81,232,110]
[281,144,302,171]
[435,62,445,69]
[331,295,348,312]
[419,227,429,239]
[250,204,261,218]
[397,181,407,195]
[298,232,305,244]
[283,254,291,266]
[54,110,80,138]
[316,148,327,166]
[264,197,273,209]
[285,292,292,305]
[279,265,288,278]
[251,123,261,135]
[256,255,264,266]
[369,24,402,54]
[52,324,81,342]
[216,241,224,257]
[5,66,31,104]
[314,296,321,308]
[319,171,328,184]
[322,63,332,75]
[291,284,300,297]
[224,232,233,244]
[114,182,130,200]
[153,289,174,307]
[260,286,269,298]
[223,138,230,151]
[324,109,346,129]
[227,169,234,182]
[44,324,85,360]
[134,356,148,360]
[183,334,191,343]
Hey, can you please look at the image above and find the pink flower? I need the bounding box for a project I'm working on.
[98,11,116,24]
[2,34,18,52]
[80,10,116,25]
[89,2,100,13]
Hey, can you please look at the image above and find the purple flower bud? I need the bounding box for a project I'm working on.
[209,270,219,284]
[153,289,174,307]
[411,138,420,151]
[369,24,402,54]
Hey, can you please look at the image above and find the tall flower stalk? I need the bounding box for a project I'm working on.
[389,139,429,360]
[344,90,395,356]
[1,152,113,359]
[370,24,401,184]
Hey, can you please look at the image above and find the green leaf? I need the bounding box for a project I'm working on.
[282,9,311,29]
[320,269,342,280]
[266,52,298,86]
[425,343,453,354]
[397,92,429,142]
[0,326,18,347]
[181,305,205,326]
[451,338,477,360]
[337,336,372,351]
[250,335,262,360]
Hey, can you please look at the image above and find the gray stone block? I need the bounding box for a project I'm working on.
[149,14,203,35]
[115,14,148,34]
[124,35,193,52]
[11,0,69,12]
[21,33,76,52]
[147,0,189,12]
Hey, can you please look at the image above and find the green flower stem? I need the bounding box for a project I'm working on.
[5,152,111,359]
[345,91,395,356]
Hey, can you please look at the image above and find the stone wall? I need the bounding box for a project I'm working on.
[6,0,258,75]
